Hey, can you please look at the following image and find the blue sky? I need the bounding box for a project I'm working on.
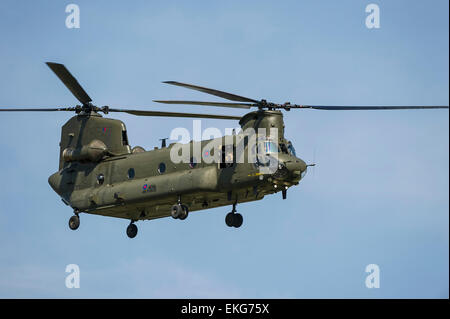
[0,0,448,298]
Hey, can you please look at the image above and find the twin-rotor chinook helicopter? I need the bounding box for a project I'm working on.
[1,62,448,238]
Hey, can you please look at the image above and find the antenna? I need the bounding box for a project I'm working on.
[159,138,169,148]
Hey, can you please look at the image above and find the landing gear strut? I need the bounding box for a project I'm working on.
[126,221,138,238]
[68,211,80,230]
[225,203,243,228]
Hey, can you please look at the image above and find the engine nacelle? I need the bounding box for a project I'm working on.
[63,139,108,163]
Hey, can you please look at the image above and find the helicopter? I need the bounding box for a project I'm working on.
[0,62,448,238]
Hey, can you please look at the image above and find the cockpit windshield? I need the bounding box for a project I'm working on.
[287,141,296,157]
[263,140,279,154]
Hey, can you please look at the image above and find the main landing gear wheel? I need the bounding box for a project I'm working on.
[126,222,138,239]
[179,205,189,220]
[225,212,243,228]
[171,203,189,220]
[68,214,80,230]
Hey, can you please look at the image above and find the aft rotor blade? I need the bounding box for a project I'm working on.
[153,100,255,109]
[108,108,241,120]
[46,62,92,104]
[0,107,75,112]
[299,105,450,110]
[163,81,259,103]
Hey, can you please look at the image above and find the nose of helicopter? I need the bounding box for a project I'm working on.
[284,157,307,179]
[270,155,307,181]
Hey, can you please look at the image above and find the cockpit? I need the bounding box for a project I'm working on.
[253,136,306,179]
[259,138,297,157]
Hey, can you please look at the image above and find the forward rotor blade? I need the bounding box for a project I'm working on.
[0,107,75,112]
[163,81,259,103]
[46,62,92,105]
[108,108,241,120]
[300,105,449,110]
[153,100,255,109]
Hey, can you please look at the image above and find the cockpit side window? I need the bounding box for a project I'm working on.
[263,140,279,154]
[287,141,296,157]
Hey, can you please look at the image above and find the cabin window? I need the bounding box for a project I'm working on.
[97,173,105,185]
[220,145,235,169]
[158,162,166,174]
[189,157,197,169]
[128,168,135,179]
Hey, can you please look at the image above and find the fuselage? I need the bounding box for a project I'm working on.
[49,135,307,221]
[48,110,307,221]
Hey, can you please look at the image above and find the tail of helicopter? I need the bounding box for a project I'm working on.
[58,114,131,170]
[47,114,132,206]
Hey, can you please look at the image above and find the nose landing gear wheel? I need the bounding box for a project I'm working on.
[233,213,243,228]
[225,212,234,227]
[126,223,138,238]
[69,215,80,230]
[225,212,243,228]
